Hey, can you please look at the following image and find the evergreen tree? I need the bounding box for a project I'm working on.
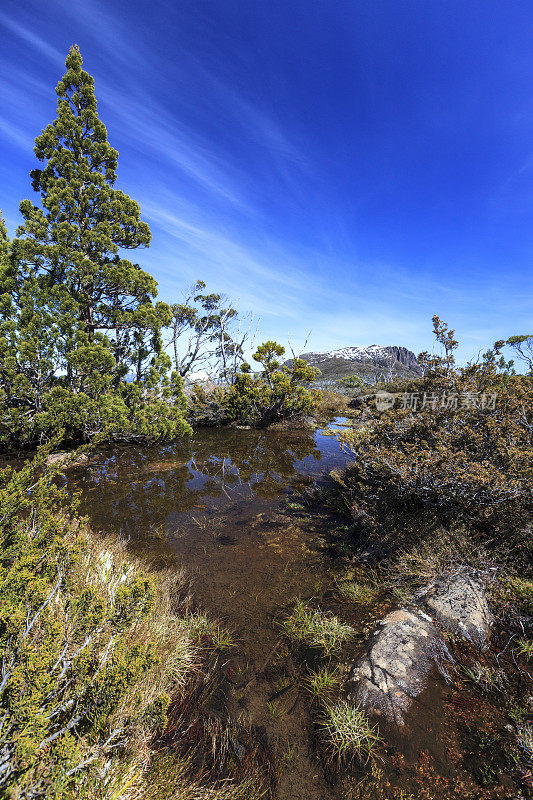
[0,214,62,446]
[0,47,190,448]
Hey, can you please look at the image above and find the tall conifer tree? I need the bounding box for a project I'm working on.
[15,45,170,378]
[0,47,190,448]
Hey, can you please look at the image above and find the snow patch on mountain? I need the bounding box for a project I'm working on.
[312,345,393,362]
[300,345,420,370]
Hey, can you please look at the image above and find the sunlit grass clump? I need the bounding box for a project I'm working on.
[303,665,342,698]
[184,612,235,650]
[319,700,382,763]
[281,599,354,654]
[508,577,533,615]
[516,638,533,661]
[334,579,379,604]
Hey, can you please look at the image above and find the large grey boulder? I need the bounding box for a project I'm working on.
[418,572,493,647]
[348,573,491,726]
[347,608,449,726]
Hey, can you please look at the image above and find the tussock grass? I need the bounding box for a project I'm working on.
[303,665,342,698]
[508,577,533,615]
[141,752,269,800]
[158,660,273,800]
[183,611,236,650]
[281,599,354,655]
[461,662,508,694]
[516,639,533,661]
[517,721,533,764]
[319,701,382,763]
[334,579,379,604]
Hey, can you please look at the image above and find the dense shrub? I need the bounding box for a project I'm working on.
[332,317,533,541]
[223,341,318,426]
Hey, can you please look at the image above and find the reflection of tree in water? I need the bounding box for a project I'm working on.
[71,428,321,540]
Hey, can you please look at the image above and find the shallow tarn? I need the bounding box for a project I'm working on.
[65,420,353,799]
[47,420,532,799]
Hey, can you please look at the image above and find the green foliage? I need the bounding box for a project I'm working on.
[515,639,533,661]
[281,599,354,655]
[0,47,190,450]
[318,701,382,763]
[334,579,378,604]
[335,317,533,535]
[338,374,364,391]
[303,665,342,698]
[507,577,533,615]
[0,448,199,798]
[224,341,319,426]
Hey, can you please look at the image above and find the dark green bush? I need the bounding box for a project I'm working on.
[223,341,318,426]
[0,449,197,798]
[332,318,533,541]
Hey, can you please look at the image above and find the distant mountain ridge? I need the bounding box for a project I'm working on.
[287,344,421,384]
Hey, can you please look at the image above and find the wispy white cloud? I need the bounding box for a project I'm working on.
[0,11,64,65]
[2,0,530,368]
[99,87,249,209]
[0,116,33,151]
[142,201,324,322]
[48,0,311,212]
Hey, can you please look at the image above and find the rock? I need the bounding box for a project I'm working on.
[348,573,492,725]
[183,370,216,395]
[347,608,449,726]
[46,452,89,469]
[418,572,493,646]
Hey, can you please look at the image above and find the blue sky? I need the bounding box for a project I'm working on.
[1,0,532,362]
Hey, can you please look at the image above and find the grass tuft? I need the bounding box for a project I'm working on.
[303,665,342,698]
[334,579,378,604]
[461,662,507,694]
[516,638,533,661]
[508,577,533,615]
[183,612,235,650]
[281,599,354,654]
[319,700,382,763]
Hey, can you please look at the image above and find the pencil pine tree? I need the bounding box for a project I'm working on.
[1,47,190,448]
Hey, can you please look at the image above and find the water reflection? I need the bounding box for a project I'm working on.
[70,422,348,542]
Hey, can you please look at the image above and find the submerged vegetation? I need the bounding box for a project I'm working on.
[318,701,382,764]
[280,599,354,655]
[303,665,343,699]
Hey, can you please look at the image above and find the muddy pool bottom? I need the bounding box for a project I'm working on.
[53,420,516,800]
[67,420,350,660]
[66,419,357,799]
